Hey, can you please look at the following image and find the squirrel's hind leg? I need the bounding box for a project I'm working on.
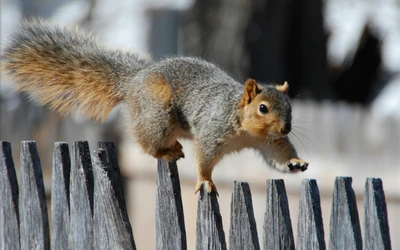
[128,75,185,162]
[133,120,185,162]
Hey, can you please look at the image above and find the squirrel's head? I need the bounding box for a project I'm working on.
[239,79,292,139]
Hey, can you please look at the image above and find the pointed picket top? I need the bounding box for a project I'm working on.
[329,177,362,250]
[19,141,50,250]
[229,181,260,250]
[0,141,20,249]
[51,142,71,250]
[196,184,227,250]
[92,143,136,250]
[264,179,294,250]
[69,141,94,249]
[363,178,392,250]
[156,159,187,250]
[296,179,325,250]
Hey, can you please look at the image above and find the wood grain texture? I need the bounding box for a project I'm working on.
[363,178,392,250]
[93,142,136,250]
[196,184,227,250]
[156,159,187,250]
[70,141,94,249]
[19,141,50,250]
[51,142,71,250]
[229,181,260,250]
[329,177,362,250]
[296,179,325,250]
[0,141,20,249]
[263,179,294,250]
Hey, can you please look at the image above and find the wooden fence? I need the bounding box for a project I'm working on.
[0,141,392,249]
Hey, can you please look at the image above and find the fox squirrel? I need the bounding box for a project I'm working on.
[2,20,308,193]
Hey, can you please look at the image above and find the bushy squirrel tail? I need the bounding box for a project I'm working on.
[2,19,151,121]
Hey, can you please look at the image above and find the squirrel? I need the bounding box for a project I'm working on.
[1,20,308,193]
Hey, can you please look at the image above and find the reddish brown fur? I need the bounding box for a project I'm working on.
[145,74,172,109]
[2,42,124,121]
[154,141,184,162]
[239,78,262,108]
[239,80,282,138]
[241,95,282,138]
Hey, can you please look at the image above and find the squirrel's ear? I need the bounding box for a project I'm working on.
[276,81,289,94]
[241,79,262,106]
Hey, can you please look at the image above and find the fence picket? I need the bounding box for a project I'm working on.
[92,143,136,250]
[329,177,362,250]
[296,179,325,250]
[156,159,187,250]
[196,185,227,250]
[0,141,394,249]
[264,179,295,250]
[19,141,50,250]
[51,142,71,250]
[0,141,20,249]
[229,181,260,250]
[70,141,94,249]
[363,178,392,250]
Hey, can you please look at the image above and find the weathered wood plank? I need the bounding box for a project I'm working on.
[363,178,392,250]
[51,142,71,250]
[0,141,20,249]
[296,179,325,250]
[93,142,136,250]
[329,177,362,250]
[70,141,94,249]
[196,185,227,250]
[263,179,294,250]
[156,159,187,250]
[19,141,50,250]
[229,181,260,250]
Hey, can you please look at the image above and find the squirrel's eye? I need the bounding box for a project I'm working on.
[259,104,268,114]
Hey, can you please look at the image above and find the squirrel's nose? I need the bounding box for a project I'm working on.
[281,123,291,135]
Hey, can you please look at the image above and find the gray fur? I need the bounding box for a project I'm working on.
[2,20,308,192]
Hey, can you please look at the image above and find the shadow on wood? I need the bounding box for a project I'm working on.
[51,142,71,250]
[196,184,226,250]
[329,177,362,250]
[296,179,325,250]
[364,178,392,250]
[264,179,294,250]
[19,141,50,250]
[70,141,94,249]
[93,142,136,250]
[229,181,260,250]
[0,141,20,249]
[156,159,187,250]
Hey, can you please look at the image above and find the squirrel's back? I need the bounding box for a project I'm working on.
[125,56,244,132]
[2,20,151,121]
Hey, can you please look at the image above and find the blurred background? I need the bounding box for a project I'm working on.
[1,0,399,248]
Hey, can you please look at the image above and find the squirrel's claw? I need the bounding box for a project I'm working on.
[195,180,219,196]
[287,158,309,172]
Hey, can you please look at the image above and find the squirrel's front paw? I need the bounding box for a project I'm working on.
[287,158,308,172]
[195,180,218,195]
